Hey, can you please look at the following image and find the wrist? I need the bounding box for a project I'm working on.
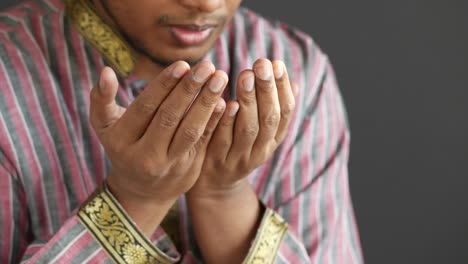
[187,179,263,263]
[107,171,177,203]
[106,176,176,237]
[187,178,251,203]
[187,180,261,220]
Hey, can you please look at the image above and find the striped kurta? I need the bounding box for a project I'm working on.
[0,0,363,263]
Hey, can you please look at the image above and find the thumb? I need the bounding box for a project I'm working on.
[89,67,125,133]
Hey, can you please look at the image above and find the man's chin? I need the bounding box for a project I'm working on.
[145,52,205,68]
[131,35,216,68]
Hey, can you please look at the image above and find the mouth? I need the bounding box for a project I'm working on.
[169,24,218,46]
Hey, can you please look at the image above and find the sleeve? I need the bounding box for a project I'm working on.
[0,159,180,264]
[0,31,180,263]
[243,58,363,264]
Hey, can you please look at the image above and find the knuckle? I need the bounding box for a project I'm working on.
[220,118,234,127]
[199,130,211,142]
[135,100,158,115]
[239,94,257,106]
[158,107,179,129]
[281,102,296,119]
[205,122,218,135]
[187,148,198,159]
[218,138,231,149]
[181,78,199,97]
[262,113,280,128]
[182,127,202,142]
[199,94,218,108]
[198,128,214,145]
[241,124,259,137]
[256,79,275,93]
[159,75,175,92]
[203,125,215,138]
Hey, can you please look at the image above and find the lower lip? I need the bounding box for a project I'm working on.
[170,27,214,46]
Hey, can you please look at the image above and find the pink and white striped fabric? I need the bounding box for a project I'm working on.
[0,0,362,263]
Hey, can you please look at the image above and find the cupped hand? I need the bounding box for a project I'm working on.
[189,59,297,198]
[89,61,228,207]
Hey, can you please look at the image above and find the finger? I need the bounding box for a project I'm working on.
[207,101,239,161]
[168,70,228,158]
[273,61,296,143]
[291,82,300,97]
[115,61,190,143]
[144,61,216,154]
[89,67,126,135]
[229,70,259,156]
[194,98,227,152]
[252,59,280,147]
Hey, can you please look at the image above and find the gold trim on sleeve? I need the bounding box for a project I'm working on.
[243,208,289,264]
[77,185,174,264]
[65,0,135,77]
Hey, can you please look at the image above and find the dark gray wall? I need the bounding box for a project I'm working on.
[2,0,16,8]
[244,2,468,264]
[2,1,468,263]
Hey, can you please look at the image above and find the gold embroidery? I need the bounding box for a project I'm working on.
[78,186,173,264]
[244,208,288,264]
[65,0,135,77]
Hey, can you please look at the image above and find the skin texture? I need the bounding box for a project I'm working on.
[91,62,228,236]
[88,0,297,262]
[187,59,296,263]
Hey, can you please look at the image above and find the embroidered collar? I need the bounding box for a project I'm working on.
[65,0,135,77]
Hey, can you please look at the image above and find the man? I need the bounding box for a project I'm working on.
[0,0,362,263]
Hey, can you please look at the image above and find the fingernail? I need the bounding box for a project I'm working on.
[242,75,254,92]
[172,63,188,78]
[228,103,240,117]
[274,63,284,79]
[254,62,272,81]
[209,75,226,93]
[193,65,213,83]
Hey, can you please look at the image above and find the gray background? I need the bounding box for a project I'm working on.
[2,1,468,263]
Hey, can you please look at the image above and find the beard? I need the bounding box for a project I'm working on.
[130,39,205,68]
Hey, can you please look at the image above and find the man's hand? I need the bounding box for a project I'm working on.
[186,59,296,264]
[189,59,296,198]
[89,61,227,236]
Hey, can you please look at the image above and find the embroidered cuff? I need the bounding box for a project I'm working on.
[243,208,289,264]
[77,185,180,264]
